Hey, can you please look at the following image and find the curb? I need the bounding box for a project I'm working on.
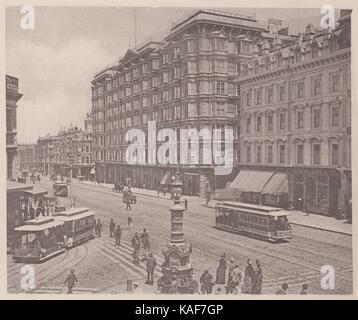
[201,204,352,236]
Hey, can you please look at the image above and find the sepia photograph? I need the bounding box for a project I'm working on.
[4,2,353,297]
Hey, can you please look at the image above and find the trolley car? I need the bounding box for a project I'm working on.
[13,217,66,262]
[53,207,95,248]
[215,201,292,242]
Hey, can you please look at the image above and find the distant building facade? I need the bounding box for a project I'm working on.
[18,144,35,171]
[236,11,351,217]
[91,9,295,196]
[6,75,23,180]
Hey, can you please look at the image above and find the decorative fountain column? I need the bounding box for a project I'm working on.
[158,171,198,294]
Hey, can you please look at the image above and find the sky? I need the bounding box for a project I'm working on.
[6,6,327,144]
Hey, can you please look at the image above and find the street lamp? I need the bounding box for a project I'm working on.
[158,170,198,294]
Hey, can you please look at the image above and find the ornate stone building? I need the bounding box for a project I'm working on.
[235,10,351,217]
[6,75,23,180]
[91,9,293,196]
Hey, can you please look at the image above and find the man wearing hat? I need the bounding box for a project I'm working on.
[64,269,78,294]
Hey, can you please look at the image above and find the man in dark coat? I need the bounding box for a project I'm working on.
[35,206,42,218]
[145,253,157,285]
[243,259,255,294]
[109,219,115,237]
[252,259,263,294]
[114,225,122,246]
[200,270,214,294]
[29,205,35,220]
[215,253,227,285]
[64,269,78,294]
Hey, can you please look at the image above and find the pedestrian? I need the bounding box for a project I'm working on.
[276,283,288,295]
[131,232,141,264]
[96,219,102,237]
[252,259,263,294]
[145,253,157,285]
[140,229,151,261]
[199,270,214,294]
[215,253,227,286]
[300,284,309,295]
[184,198,188,210]
[128,216,133,229]
[109,219,115,237]
[226,256,235,293]
[46,206,50,216]
[115,225,122,246]
[64,269,78,294]
[23,206,29,221]
[304,200,309,216]
[35,205,42,218]
[133,282,144,294]
[41,205,46,217]
[29,204,35,220]
[243,259,255,294]
[126,199,132,211]
[230,264,243,293]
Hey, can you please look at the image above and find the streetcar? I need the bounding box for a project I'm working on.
[53,182,68,197]
[215,201,292,242]
[13,217,66,262]
[53,207,95,248]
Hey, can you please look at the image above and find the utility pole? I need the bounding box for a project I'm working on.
[134,8,137,49]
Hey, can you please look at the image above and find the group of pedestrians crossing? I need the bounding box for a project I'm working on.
[200,255,263,295]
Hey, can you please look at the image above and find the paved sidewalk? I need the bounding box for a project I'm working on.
[203,200,352,236]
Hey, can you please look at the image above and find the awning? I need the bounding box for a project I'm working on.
[262,172,288,195]
[228,170,274,193]
[160,171,171,185]
[90,167,96,175]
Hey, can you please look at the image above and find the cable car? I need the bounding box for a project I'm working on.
[13,217,65,262]
[215,201,292,242]
[53,182,68,197]
[53,207,95,248]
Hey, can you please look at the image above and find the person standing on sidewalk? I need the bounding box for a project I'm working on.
[109,219,115,237]
[184,198,188,210]
[145,253,157,285]
[115,225,122,246]
[64,269,78,294]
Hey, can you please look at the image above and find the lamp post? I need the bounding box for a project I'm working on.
[159,170,198,294]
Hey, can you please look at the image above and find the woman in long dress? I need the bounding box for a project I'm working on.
[215,253,227,285]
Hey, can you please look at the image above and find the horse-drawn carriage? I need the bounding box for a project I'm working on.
[113,182,124,193]
[123,188,136,204]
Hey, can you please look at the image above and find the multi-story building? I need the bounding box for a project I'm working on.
[235,10,351,217]
[6,75,23,180]
[34,135,60,175]
[18,144,35,171]
[91,9,294,196]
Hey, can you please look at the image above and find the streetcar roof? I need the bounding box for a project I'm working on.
[24,188,48,197]
[216,201,290,217]
[53,207,94,221]
[15,218,64,232]
[53,182,67,186]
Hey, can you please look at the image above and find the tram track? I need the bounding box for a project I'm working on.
[33,179,352,293]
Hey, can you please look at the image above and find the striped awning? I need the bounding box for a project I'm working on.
[228,170,274,193]
[262,172,288,195]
